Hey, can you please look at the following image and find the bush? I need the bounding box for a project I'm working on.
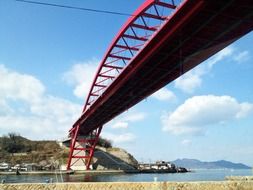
[97,137,112,148]
[0,133,26,154]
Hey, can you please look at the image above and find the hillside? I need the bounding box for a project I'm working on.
[0,133,138,170]
[0,134,68,167]
[172,158,251,169]
[93,147,138,170]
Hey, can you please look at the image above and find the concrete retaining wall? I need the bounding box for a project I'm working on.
[1,181,253,190]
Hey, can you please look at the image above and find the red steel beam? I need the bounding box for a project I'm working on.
[66,124,80,170]
[74,147,92,151]
[81,0,159,113]
[72,156,90,159]
[131,23,157,31]
[109,54,131,60]
[142,12,166,20]
[94,84,107,88]
[114,44,140,51]
[74,0,203,130]
[155,1,176,9]
[103,65,123,70]
[90,93,99,97]
[122,34,148,41]
[98,74,115,79]
[86,126,102,170]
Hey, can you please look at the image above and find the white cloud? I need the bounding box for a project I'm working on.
[181,139,192,146]
[106,110,146,129]
[103,110,144,145]
[63,59,99,99]
[175,46,234,93]
[233,51,250,63]
[30,96,80,122]
[0,100,14,116]
[121,111,146,122]
[0,64,82,140]
[102,132,136,144]
[0,65,45,104]
[161,95,253,135]
[111,121,128,129]
[151,88,176,101]
[206,46,234,68]
[174,72,202,94]
[236,102,253,119]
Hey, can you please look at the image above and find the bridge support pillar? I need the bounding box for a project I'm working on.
[67,126,103,170]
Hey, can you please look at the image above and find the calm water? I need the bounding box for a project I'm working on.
[1,169,252,183]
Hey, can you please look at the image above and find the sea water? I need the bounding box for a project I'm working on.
[0,169,252,183]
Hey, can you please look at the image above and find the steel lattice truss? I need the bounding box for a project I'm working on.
[67,0,181,170]
[83,0,180,112]
[67,0,253,170]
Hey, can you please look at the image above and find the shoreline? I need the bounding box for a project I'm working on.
[0,169,128,175]
[0,168,191,175]
[0,179,253,190]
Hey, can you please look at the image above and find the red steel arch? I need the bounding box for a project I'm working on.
[83,0,178,112]
[67,0,253,170]
[67,0,180,170]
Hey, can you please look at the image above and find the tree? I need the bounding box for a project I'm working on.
[0,133,25,154]
[97,137,112,148]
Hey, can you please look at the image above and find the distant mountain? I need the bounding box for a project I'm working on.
[172,158,251,169]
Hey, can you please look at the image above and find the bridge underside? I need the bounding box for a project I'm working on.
[76,0,253,135]
[67,0,253,170]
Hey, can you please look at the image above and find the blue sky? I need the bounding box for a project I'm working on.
[0,1,253,166]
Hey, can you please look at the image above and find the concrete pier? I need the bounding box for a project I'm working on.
[1,181,253,190]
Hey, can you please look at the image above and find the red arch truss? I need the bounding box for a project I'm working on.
[67,0,181,170]
[83,0,179,112]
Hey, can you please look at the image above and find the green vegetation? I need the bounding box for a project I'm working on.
[97,137,112,148]
[0,133,68,165]
[0,133,112,165]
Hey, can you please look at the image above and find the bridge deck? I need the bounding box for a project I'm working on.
[75,0,253,135]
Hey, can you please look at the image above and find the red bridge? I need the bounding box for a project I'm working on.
[67,0,253,170]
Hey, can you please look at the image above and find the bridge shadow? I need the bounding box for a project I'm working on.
[92,148,138,172]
